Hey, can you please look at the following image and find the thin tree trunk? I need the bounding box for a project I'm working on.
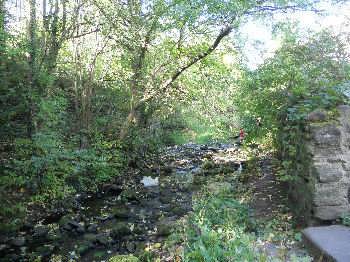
[0,0,6,49]
[28,0,37,138]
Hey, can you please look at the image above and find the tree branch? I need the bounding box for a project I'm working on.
[140,25,233,104]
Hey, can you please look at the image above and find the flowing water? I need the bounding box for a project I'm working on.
[1,143,242,262]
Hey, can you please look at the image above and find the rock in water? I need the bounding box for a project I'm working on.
[141,176,159,187]
[10,237,26,247]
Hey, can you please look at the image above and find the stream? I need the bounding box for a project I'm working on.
[1,143,244,261]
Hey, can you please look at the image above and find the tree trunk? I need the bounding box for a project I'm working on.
[28,0,37,138]
[0,0,6,50]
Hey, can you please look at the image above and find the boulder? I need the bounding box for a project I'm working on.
[32,225,49,243]
[170,204,187,216]
[103,184,123,195]
[311,124,341,148]
[160,166,172,175]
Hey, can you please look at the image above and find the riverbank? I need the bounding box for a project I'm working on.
[1,143,311,261]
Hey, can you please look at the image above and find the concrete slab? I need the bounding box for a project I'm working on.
[302,225,350,262]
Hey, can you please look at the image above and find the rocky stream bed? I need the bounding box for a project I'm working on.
[1,142,312,262]
[1,143,248,262]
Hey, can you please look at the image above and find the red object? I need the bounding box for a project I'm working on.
[239,129,245,139]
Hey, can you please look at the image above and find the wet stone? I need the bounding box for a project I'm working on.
[87,223,98,233]
[10,237,26,247]
[33,225,49,237]
[0,244,9,253]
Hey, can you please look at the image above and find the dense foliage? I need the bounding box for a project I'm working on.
[236,29,350,221]
[1,0,320,232]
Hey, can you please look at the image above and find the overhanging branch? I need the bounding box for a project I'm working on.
[139,25,233,104]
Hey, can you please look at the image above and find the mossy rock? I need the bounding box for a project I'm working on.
[171,204,187,216]
[120,189,139,202]
[108,255,139,262]
[110,222,131,238]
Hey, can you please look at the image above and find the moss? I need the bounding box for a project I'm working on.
[201,160,216,170]
[108,255,139,262]
[110,222,131,238]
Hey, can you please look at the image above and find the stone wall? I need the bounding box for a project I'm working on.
[306,105,350,221]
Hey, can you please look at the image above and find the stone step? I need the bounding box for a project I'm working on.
[302,225,350,262]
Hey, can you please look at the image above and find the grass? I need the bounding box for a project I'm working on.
[168,115,230,145]
[167,184,267,262]
[164,170,313,262]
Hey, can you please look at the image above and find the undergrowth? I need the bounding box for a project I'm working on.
[168,185,265,262]
[165,161,312,262]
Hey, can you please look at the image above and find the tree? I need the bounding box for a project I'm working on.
[91,0,318,139]
[236,29,350,141]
